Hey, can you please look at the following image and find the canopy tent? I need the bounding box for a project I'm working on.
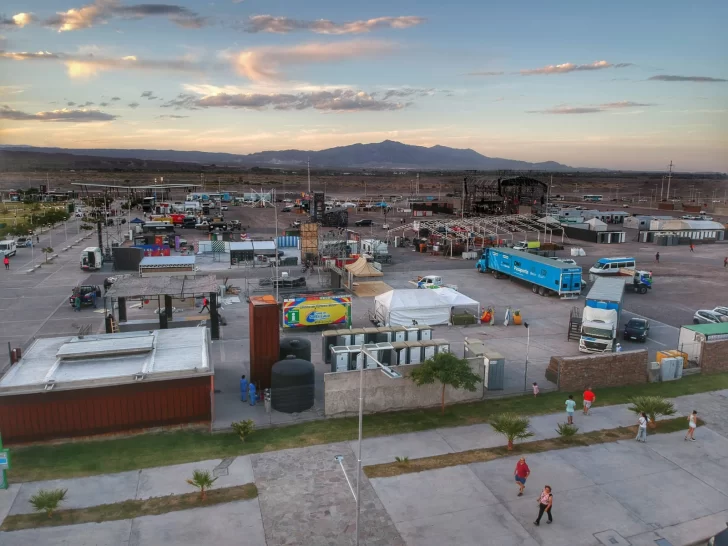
[373,288,480,326]
[585,218,607,232]
[345,256,383,277]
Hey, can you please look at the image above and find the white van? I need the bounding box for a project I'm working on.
[589,257,636,275]
[0,240,17,257]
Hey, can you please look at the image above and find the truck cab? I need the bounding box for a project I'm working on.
[0,240,18,257]
[80,247,103,271]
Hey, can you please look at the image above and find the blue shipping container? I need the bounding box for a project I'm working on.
[277,236,300,248]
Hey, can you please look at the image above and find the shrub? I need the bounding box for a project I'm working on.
[627,396,676,426]
[29,488,67,518]
[394,456,409,463]
[186,469,218,500]
[489,413,534,450]
[555,423,579,437]
[231,419,255,442]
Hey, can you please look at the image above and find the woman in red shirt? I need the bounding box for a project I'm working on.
[583,387,596,415]
[514,457,530,496]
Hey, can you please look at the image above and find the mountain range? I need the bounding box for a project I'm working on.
[0,140,583,171]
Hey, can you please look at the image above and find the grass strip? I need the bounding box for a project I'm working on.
[364,416,699,479]
[9,372,727,483]
[0,483,258,532]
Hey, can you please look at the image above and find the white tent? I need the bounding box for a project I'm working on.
[373,288,480,326]
[586,218,607,232]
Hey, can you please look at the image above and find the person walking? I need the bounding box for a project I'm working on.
[689,242,694,252]
[636,412,648,442]
[565,395,576,425]
[583,387,596,416]
[685,410,698,441]
[240,374,249,402]
[532,382,539,397]
[655,252,660,263]
[199,296,210,314]
[36,235,39,244]
[3,256,9,270]
[74,294,82,312]
[616,343,623,352]
[534,485,553,526]
[724,256,727,268]
[514,457,530,497]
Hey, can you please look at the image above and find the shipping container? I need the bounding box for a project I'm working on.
[249,295,281,389]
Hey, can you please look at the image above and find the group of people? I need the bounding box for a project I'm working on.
[513,458,553,526]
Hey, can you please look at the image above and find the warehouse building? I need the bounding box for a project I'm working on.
[641,219,725,242]
[0,329,213,443]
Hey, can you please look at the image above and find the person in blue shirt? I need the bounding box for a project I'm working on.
[565,395,576,425]
[240,375,248,402]
[248,382,256,406]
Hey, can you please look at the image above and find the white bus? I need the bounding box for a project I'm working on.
[582,195,603,202]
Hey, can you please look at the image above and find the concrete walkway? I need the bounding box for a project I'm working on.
[1,389,727,546]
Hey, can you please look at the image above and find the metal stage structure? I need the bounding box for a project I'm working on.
[463,173,548,215]
[387,214,563,248]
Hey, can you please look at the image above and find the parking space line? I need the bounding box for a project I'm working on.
[646,337,667,347]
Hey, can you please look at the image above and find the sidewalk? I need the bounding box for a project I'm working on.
[1,389,727,546]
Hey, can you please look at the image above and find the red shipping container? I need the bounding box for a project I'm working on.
[249,296,280,390]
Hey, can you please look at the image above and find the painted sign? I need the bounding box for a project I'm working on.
[283,296,352,328]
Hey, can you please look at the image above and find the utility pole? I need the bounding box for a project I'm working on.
[665,161,673,203]
[660,176,664,201]
[307,158,311,195]
[416,173,420,196]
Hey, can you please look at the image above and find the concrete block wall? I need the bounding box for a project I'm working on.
[547,349,649,392]
[701,339,728,374]
[324,359,483,417]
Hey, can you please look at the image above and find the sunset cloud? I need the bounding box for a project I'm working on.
[45,0,206,32]
[244,15,425,34]
[162,88,410,112]
[234,40,395,81]
[0,105,117,122]
[649,75,726,83]
[521,61,631,75]
[467,71,505,76]
[1,13,35,28]
[528,100,652,114]
[0,49,203,78]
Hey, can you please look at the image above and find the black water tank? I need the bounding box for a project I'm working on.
[271,356,315,413]
[279,337,312,362]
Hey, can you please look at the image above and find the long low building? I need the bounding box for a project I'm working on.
[0,329,213,443]
[647,219,725,241]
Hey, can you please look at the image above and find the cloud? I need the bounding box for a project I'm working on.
[99,101,109,106]
[234,40,395,81]
[141,90,157,99]
[0,49,203,78]
[162,88,411,112]
[80,101,95,106]
[0,105,117,122]
[1,13,35,28]
[45,0,206,32]
[379,88,446,99]
[520,60,630,75]
[467,71,504,76]
[128,101,139,108]
[649,75,727,83]
[67,101,76,106]
[244,15,425,34]
[157,114,189,119]
[110,96,121,101]
[528,100,653,114]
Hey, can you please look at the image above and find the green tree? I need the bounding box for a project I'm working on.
[489,413,534,450]
[29,488,67,518]
[186,469,218,500]
[42,247,53,263]
[627,396,676,427]
[409,352,481,414]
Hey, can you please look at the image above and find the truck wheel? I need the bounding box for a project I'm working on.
[538,286,546,296]
[477,265,483,273]
[532,285,539,294]
[492,271,499,279]
[639,286,647,294]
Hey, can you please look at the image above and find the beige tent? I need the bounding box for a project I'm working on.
[345,256,383,277]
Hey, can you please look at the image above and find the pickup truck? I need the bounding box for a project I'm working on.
[70,285,101,307]
[618,267,652,294]
[409,275,458,291]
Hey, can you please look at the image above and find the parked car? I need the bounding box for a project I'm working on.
[693,309,728,324]
[622,204,629,208]
[623,318,649,342]
[712,306,728,318]
[355,219,373,227]
[69,285,101,307]
[281,207,292,212]
[15,237,32,248]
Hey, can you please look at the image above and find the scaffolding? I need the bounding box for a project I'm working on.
[463,173,548,215]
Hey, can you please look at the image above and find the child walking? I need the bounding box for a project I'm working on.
[685,410,698,441]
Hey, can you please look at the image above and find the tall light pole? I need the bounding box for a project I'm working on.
[335,348,401,546]
[660,176,664,201]
[665,161,673,202]
[523,322,530,392]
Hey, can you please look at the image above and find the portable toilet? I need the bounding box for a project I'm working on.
[390,342,408,364]
[406,341,422,364]
[417,325,433,341]
[331,346,350,372]
[391,326,407,342]
[349,328,366,346]
[405,327,419,342]
[322,330,340,363]
[336,332,353,347]
[375,342,394,365]
[363,343,380,369]
[483,348,505,390]
[660,357,680,382]
[421,340,437,360]
[363,327,381,343]
[432,339,450,354]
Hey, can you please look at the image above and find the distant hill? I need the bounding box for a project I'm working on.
[0,141,581,171]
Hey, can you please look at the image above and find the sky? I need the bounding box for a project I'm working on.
[1,0,727,171]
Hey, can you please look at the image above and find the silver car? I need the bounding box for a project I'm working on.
[693,310,728,324]
[712,306,728,318]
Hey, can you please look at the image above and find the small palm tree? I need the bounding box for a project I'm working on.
[29,488,67,518]
[187,469,218,500]
[627,396,676,427]
[231,419,255,442]
[489,413,534,450]
[555,423,579,437]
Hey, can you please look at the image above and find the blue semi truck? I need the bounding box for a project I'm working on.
[475,247,582,299]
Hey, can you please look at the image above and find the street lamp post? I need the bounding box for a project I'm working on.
[336,347,402,546]
[523,322,530,392]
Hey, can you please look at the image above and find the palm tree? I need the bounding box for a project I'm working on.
[489,413,534,450]
[29,488,67,518]
[627,396,676,427]
[186,469,218,500]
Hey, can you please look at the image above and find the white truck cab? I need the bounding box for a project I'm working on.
[0,240,17,257]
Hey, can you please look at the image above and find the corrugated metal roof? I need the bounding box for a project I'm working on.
[229,240,276,251]
[586,277,625,303]
[0,329,211,394]
[140,256,196,267]
[681,220,725,230]
[681,323,728,336]
[106,274,218,297]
